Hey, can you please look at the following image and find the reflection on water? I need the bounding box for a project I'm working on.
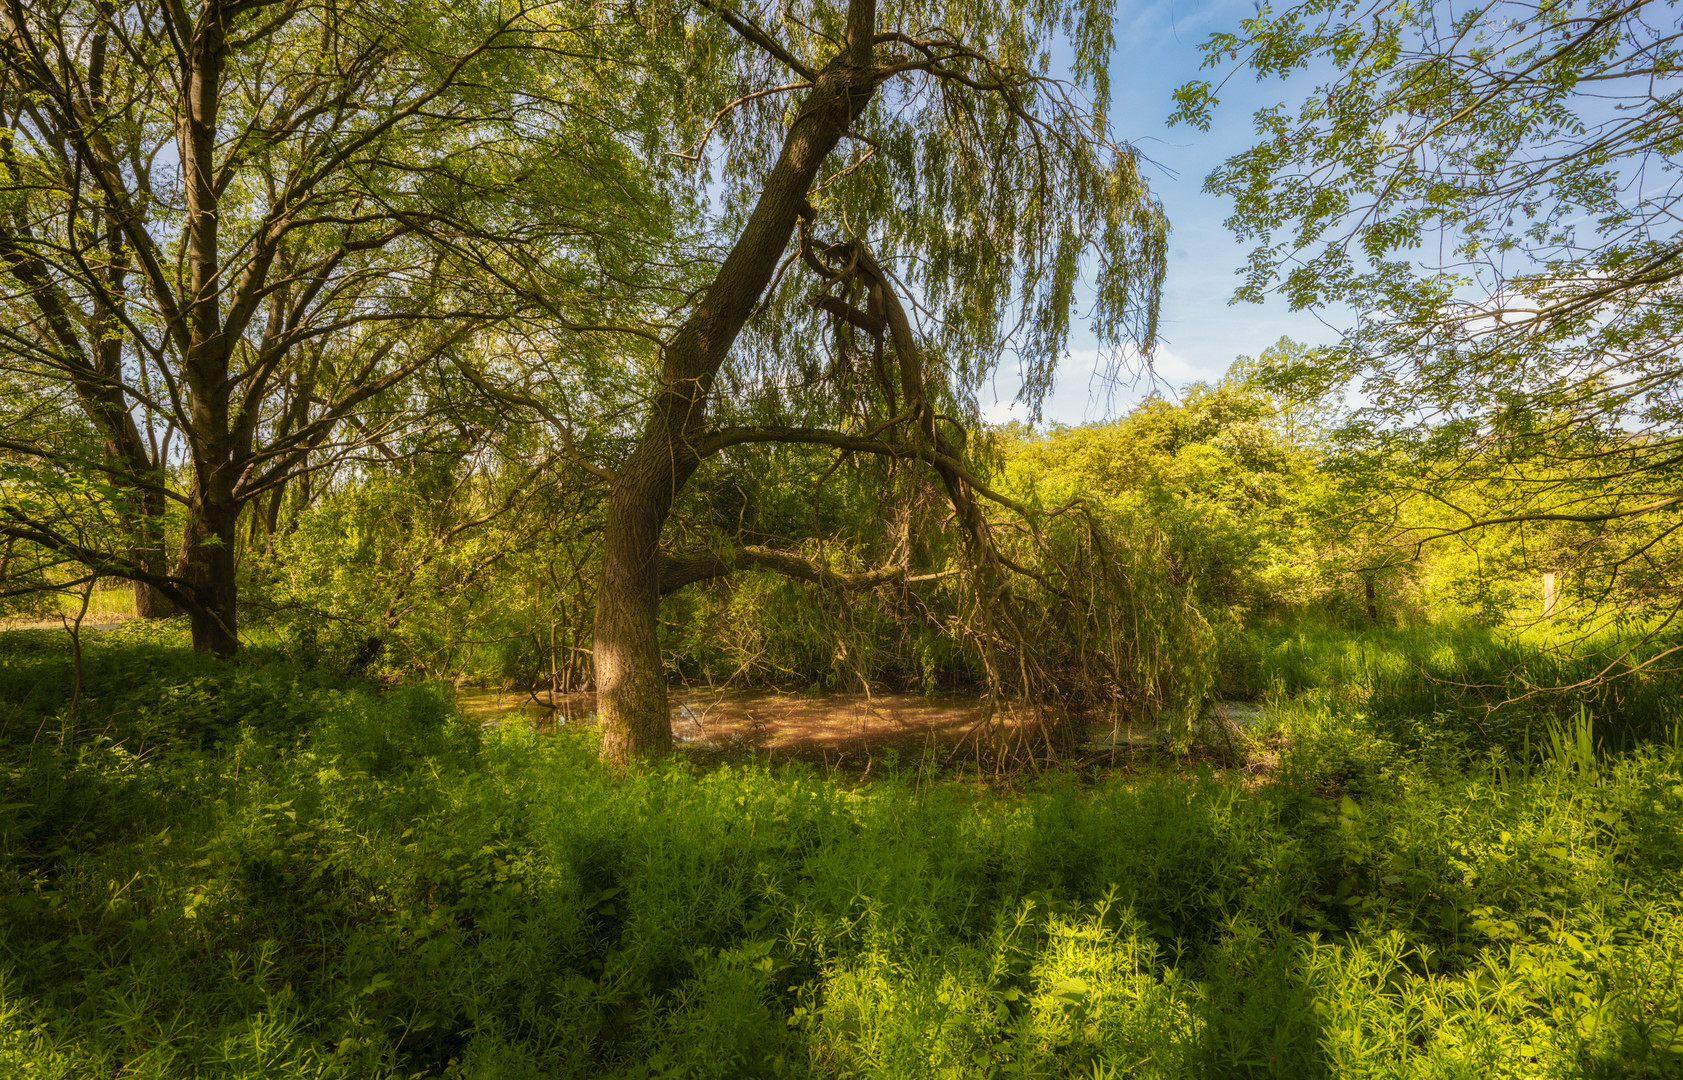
[459,688,1004,758]
[453,688,775,744]
[454,688,596,733]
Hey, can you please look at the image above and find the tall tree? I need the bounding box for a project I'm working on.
[585,0,1171,762]
[1174,0,1683,635]
[0,0,664,652]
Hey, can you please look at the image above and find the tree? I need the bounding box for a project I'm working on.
[1002,357,1336,619]
[581,0,1173,762]
[1174,0,1683,641]
[0,0,664,653]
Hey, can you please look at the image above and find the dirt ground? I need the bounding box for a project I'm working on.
[453,687,1201,771]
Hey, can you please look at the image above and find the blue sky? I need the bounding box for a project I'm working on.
[982,0,1342,427]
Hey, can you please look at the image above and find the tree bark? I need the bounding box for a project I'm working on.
[175,4,238,654]
[130,484,176,618]
[592,5,880,764]
[176,470,240,655]
[594,468,676,761]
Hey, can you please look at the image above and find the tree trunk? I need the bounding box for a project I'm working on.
[1363,573,1379,625]
[176,473,240,655]
[594,469,674,761]
[592,11,879,764]
[130,485,176,618]
[133,581,175,619]
[175,6,236,656]
[262,485,285,557]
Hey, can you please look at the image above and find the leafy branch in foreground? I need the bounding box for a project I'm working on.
[1176,0,1683,644]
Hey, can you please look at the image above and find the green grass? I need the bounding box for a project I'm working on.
[1240,619,1683,756]
[2,628,1681,1078]
[0,585,135,628]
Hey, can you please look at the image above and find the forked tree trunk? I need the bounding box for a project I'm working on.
[592,7,879,764]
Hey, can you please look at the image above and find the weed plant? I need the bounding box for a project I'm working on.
[2,630,1681,1078]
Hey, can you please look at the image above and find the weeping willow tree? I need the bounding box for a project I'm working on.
[580,0,1196,763]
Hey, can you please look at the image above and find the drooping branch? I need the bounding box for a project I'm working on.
[658,543,954,595]
[695,0,818,80]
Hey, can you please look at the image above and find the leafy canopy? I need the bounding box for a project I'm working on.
[643,0,1168,421]
[1171,0,1681,420]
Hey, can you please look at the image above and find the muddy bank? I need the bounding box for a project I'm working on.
[458,687,988,766]
[456,687,1274,768]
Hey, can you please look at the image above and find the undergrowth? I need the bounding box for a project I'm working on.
[1241,620,1683,756]
[2,629,1681,1078]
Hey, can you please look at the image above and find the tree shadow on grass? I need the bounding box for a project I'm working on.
[1190,935,1334,1080]
[1573,1012,1683,1079]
